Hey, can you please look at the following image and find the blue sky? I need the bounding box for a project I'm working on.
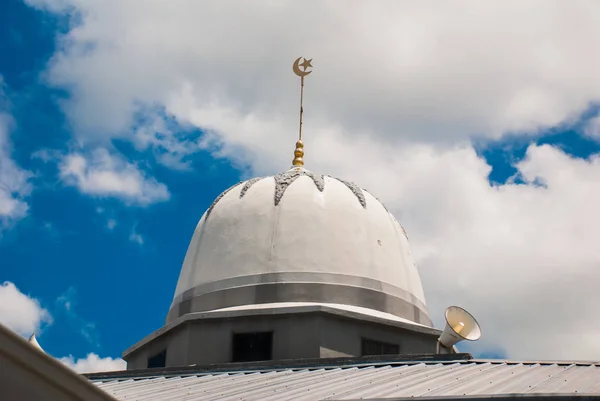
[0,0,244,363]
[2,0,600,369]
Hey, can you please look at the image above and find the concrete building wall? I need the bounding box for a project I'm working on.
[126,324,191,370]
[318,314,439,358]
[186,313,320,365]
[125,310,443,369]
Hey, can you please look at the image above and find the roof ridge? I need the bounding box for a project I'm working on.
[86,353,473,380]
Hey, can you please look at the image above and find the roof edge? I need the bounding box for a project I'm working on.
[0,323,115,401]
[86,353,473,380]
[362,395,600,401]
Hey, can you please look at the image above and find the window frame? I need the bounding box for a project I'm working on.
[231,331,274,363]
[361,338,400,356]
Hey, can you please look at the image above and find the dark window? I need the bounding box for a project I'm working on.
[361,338,400,356]
[147,349,167,368]
[232,332,273,362]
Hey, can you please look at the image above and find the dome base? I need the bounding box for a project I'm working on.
[167,272,432,327]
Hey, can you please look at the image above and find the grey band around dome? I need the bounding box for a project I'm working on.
[167,272,432,327]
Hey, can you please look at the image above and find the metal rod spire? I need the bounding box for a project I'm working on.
[299,75,305,142]
[292,57,313,167]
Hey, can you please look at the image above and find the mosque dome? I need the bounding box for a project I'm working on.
[167,167,432,327]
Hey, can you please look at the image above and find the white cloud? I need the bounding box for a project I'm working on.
[106,218,116,230]
[23,0,600,361]
[0,282,124,373]
[59,148,170,205]
[59,353,126,373]
[0,282,52,336]
[55,287,101,347]
[584,114,600,139]
[389,144,600,361]
[25,0,600,145]
[31,148,61,163]
[129,229,143,245]
[0,113,32,225]
[133,114,198,170]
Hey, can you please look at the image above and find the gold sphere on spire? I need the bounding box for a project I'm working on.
[292,139,304,167]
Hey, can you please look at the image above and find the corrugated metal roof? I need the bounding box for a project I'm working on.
[91,360,600,400]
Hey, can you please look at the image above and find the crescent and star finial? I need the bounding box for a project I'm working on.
[293,57,313,78]
[292,57,313,168]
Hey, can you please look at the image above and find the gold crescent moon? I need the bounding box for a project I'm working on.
[293,57,312,77]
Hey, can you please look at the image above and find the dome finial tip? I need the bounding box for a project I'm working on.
[291,57,313,168]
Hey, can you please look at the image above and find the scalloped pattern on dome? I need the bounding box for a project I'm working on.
[273,169,325,205]
[207,169,372,215]
[239,177,262,198]
[205,182,241,219]
[204,169,411,241]
[329,176,366,208]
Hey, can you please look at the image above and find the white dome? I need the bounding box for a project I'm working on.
[168,168,432,327]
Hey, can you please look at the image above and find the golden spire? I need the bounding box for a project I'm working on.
[292,57,313,167]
